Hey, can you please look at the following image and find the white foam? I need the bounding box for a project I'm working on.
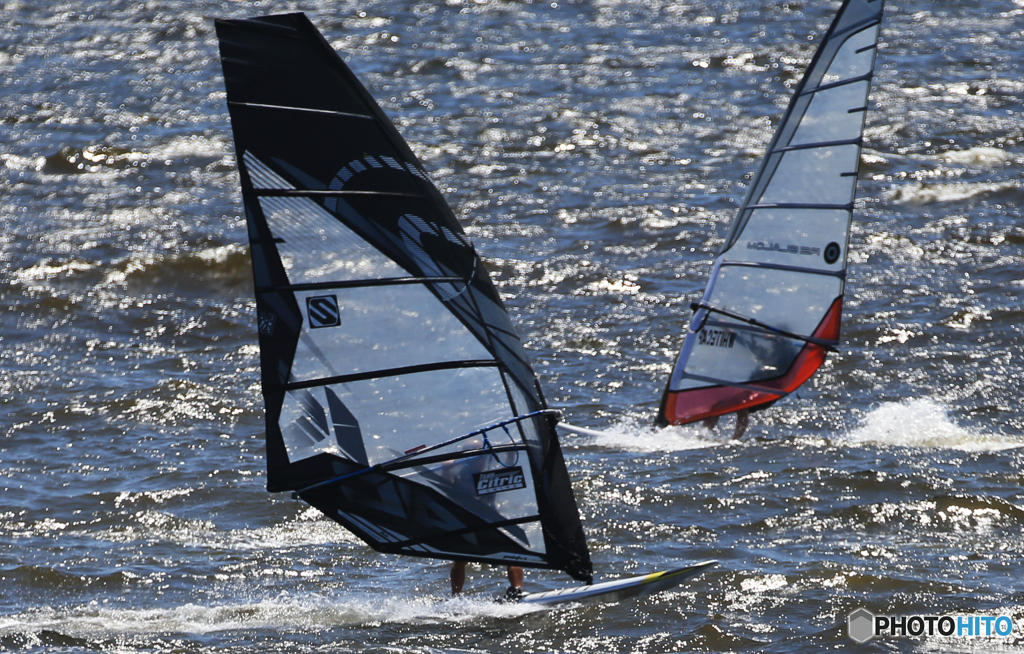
[12,257,99,283]
[94,508,363,551]
[886,180,1018,206]
[572,416,730,452]
[0,592,538,638]
[844,398,1023,451]
[936,146,1012,167]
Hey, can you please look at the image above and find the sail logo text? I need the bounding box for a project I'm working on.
[746,241,821,257]
[474,467,526,496]
[848,608,1015,643]
[699,328,736,348]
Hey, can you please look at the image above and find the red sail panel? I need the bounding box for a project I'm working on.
[660,298,843,425]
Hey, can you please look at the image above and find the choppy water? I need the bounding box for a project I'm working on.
[2,0,1023,651]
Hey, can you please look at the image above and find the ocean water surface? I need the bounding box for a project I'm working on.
[2,0,1023,651]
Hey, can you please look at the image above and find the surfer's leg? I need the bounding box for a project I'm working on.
[733,410,749,439]
[451,560,467,595]
[503,566,524,602]
[507,566,523,589]
[702,416,719,430]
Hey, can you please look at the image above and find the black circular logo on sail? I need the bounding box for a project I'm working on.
[306,295,341,328]
[823,242,841,265]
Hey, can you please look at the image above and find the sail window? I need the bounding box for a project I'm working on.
[286,367,512,466]
[289,285,493,383]
[260,195,407,284]
[760,145,860,205]
[711,266,842,338]
[791,80,870,145]
[822,25,879,84]
[725,208,849,272]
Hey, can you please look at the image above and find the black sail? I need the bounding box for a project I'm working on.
[216,13,592,582]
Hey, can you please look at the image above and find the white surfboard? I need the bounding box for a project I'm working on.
[519,560,717,606]
[557,422,610,438]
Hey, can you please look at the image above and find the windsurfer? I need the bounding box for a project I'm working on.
[702,409,749,439]
[451,561,524,601]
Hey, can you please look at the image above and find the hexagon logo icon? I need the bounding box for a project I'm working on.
[848,608,875,643]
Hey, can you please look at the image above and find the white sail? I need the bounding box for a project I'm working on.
[658,0,884,426]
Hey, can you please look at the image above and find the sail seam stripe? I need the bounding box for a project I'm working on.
[254,189,427,199]
[675,372,791,396]
[282,359,500,390]
[385,516,542,549]
[747,202,854,210]
[255,276,464,293]
[798,72,874,97]
[772,137,861,154]
[227,101,374,119]
[718,260,846,278]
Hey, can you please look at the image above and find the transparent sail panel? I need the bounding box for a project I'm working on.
[822,25,879,85]
[759,145,860,205]
[243,151,295,190]
[289,285,492,383]
[500,523,546,553]
[791,80,870,145]
[710,266,843,338]
[725,208,850,272]
[682,325,803,385]
[279,385,370,464]
[260,195,407,284]
[290,367,512,466]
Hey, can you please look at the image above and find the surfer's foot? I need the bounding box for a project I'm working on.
[500,586,524,603]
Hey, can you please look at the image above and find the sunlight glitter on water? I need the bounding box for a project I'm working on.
[3,0,1024,652]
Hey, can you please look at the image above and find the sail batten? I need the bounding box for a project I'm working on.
[747,202,855,210]
[256,276,464,294]
[657,0,883,428]
[717,261,847,278]
[282,359,502,391]
[799,73,875,97]
[227,101,375,119]
[218,12,592,582]
[255,190,427,199]
[773,137,863,153]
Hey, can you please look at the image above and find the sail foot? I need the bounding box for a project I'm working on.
[658,297,843,426]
